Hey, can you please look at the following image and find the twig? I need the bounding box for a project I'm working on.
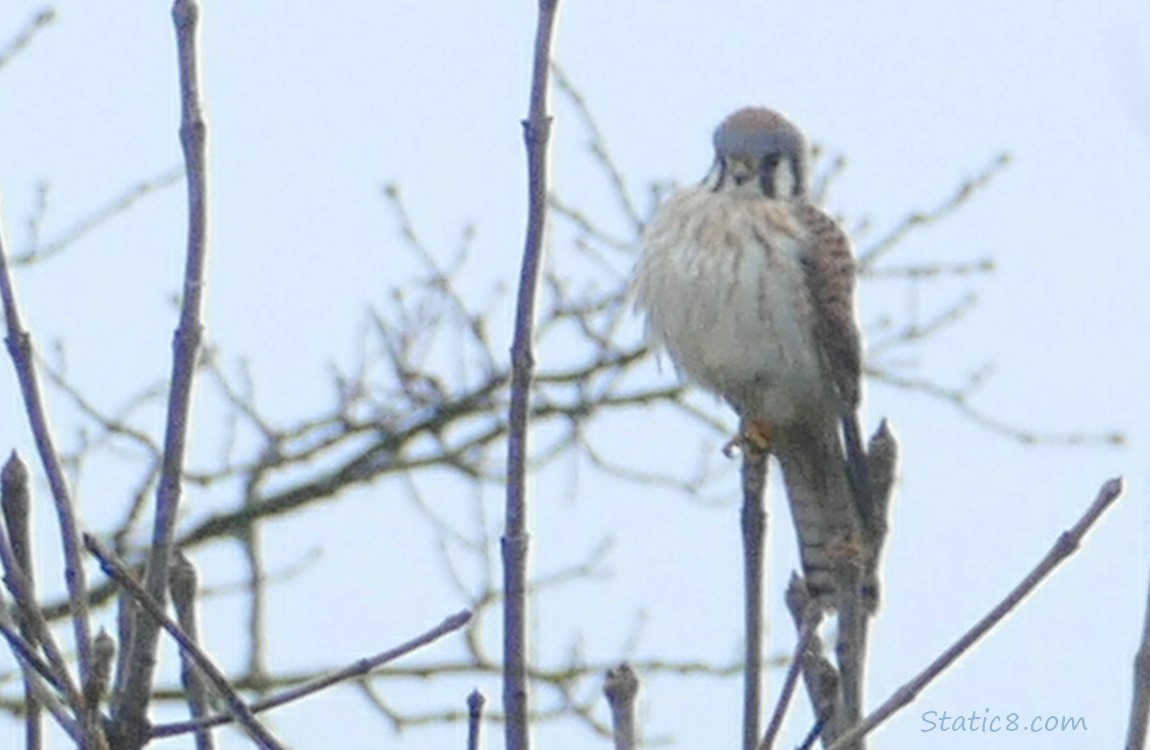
[169,551,214,750]
[860,421,899,611]
[603,663,639,750]
[13,167,183,266]
[757,608,819,750]
[503,2,561,750]
[864,258,994,280]
[739,444,769,750]
[796,718,827,750]
[550,64,643,231]
[1124,549,1150,749]
[84,630,115,744]
[0,516,83,710]
[467,689,485,750]
[825,421,899,750]
[0,177,94,722]
[784,575,840,744]
[0,8,54,71]
[825,477,1124,750]
[116,2,212,744]
[0,617,69,706]
[85,534,287,750]
[150,609,472,738]
[0,607,78,742]
[811,152,846,207]
[872,371,1124,447]
[2,451,43,748]
[858,152,1011,268]
[831,550,867,750]
[869,291,979,353]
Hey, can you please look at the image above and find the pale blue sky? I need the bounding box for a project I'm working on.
[2,2,1150,748]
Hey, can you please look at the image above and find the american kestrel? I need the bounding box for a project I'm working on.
[633,107,871,603]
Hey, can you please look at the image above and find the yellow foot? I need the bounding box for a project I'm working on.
[722,418,773,457]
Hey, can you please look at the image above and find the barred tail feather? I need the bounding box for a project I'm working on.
[773,419,862,605]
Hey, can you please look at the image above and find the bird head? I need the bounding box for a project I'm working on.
[710,107,810,199]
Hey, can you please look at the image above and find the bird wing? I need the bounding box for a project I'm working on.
[794,202,874,568]
[795,203,862,410]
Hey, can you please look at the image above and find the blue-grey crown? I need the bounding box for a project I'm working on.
[712,107,810,196]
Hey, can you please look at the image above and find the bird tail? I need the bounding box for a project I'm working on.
[773,419,863,604]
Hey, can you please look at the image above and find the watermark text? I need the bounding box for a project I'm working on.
[921,709,1086,734]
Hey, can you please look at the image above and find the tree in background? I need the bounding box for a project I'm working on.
[0,4,1138,750]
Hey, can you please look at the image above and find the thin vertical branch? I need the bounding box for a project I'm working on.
[2,453,41,750]
[758,605,820,750]
[860,420,898,612]
[115,1,210,745]
[831,557,866,750]
[0,184,94,733]
[239,504,269,683]
[503,2,560,750]
[739,446,768,750]
[826,421,898,750]
[84,630,115,745]
[1125,552,1150,749]
[0,504,82,711]
[603,663,639,750]
[784,574,841,742]
[169,551,214,750]
[466,690,485,750]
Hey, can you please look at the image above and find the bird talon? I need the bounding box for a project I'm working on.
[723,418,773,457]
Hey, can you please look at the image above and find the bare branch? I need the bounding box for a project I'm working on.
[872,370,1124,446]
[467,690,485,750]
[83,629,115,744]
[117,2,212,743]
[858,152,1011,268]
[1125,551,1150,749]
[169,551,215,750]
[150,609,473,739]
[861,421,899,610]
[503,3,561,749]
[12,168,183,266]
[603,663,639,750]
[864,257,994,280]
[551,64,643,232]
[758,605,820,750]
[868,291,979,354]
[1,451,43,747]
[0,8,54,71]
[0,604,79,743]
[0,181,94,723]
[738,443,769,750]
[85,534,288,750]
[826,478,1124,750]
[784,577,840,742]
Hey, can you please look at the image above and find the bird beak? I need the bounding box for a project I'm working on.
[727,155,760,185]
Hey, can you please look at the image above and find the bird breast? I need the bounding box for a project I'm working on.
[634,187,833,426]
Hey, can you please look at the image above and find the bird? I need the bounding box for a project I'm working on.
[632,106,872,604]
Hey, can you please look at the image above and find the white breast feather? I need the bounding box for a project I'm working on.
[635,187,831,426]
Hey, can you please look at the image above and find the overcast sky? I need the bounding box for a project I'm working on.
[2,2,1150,749]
